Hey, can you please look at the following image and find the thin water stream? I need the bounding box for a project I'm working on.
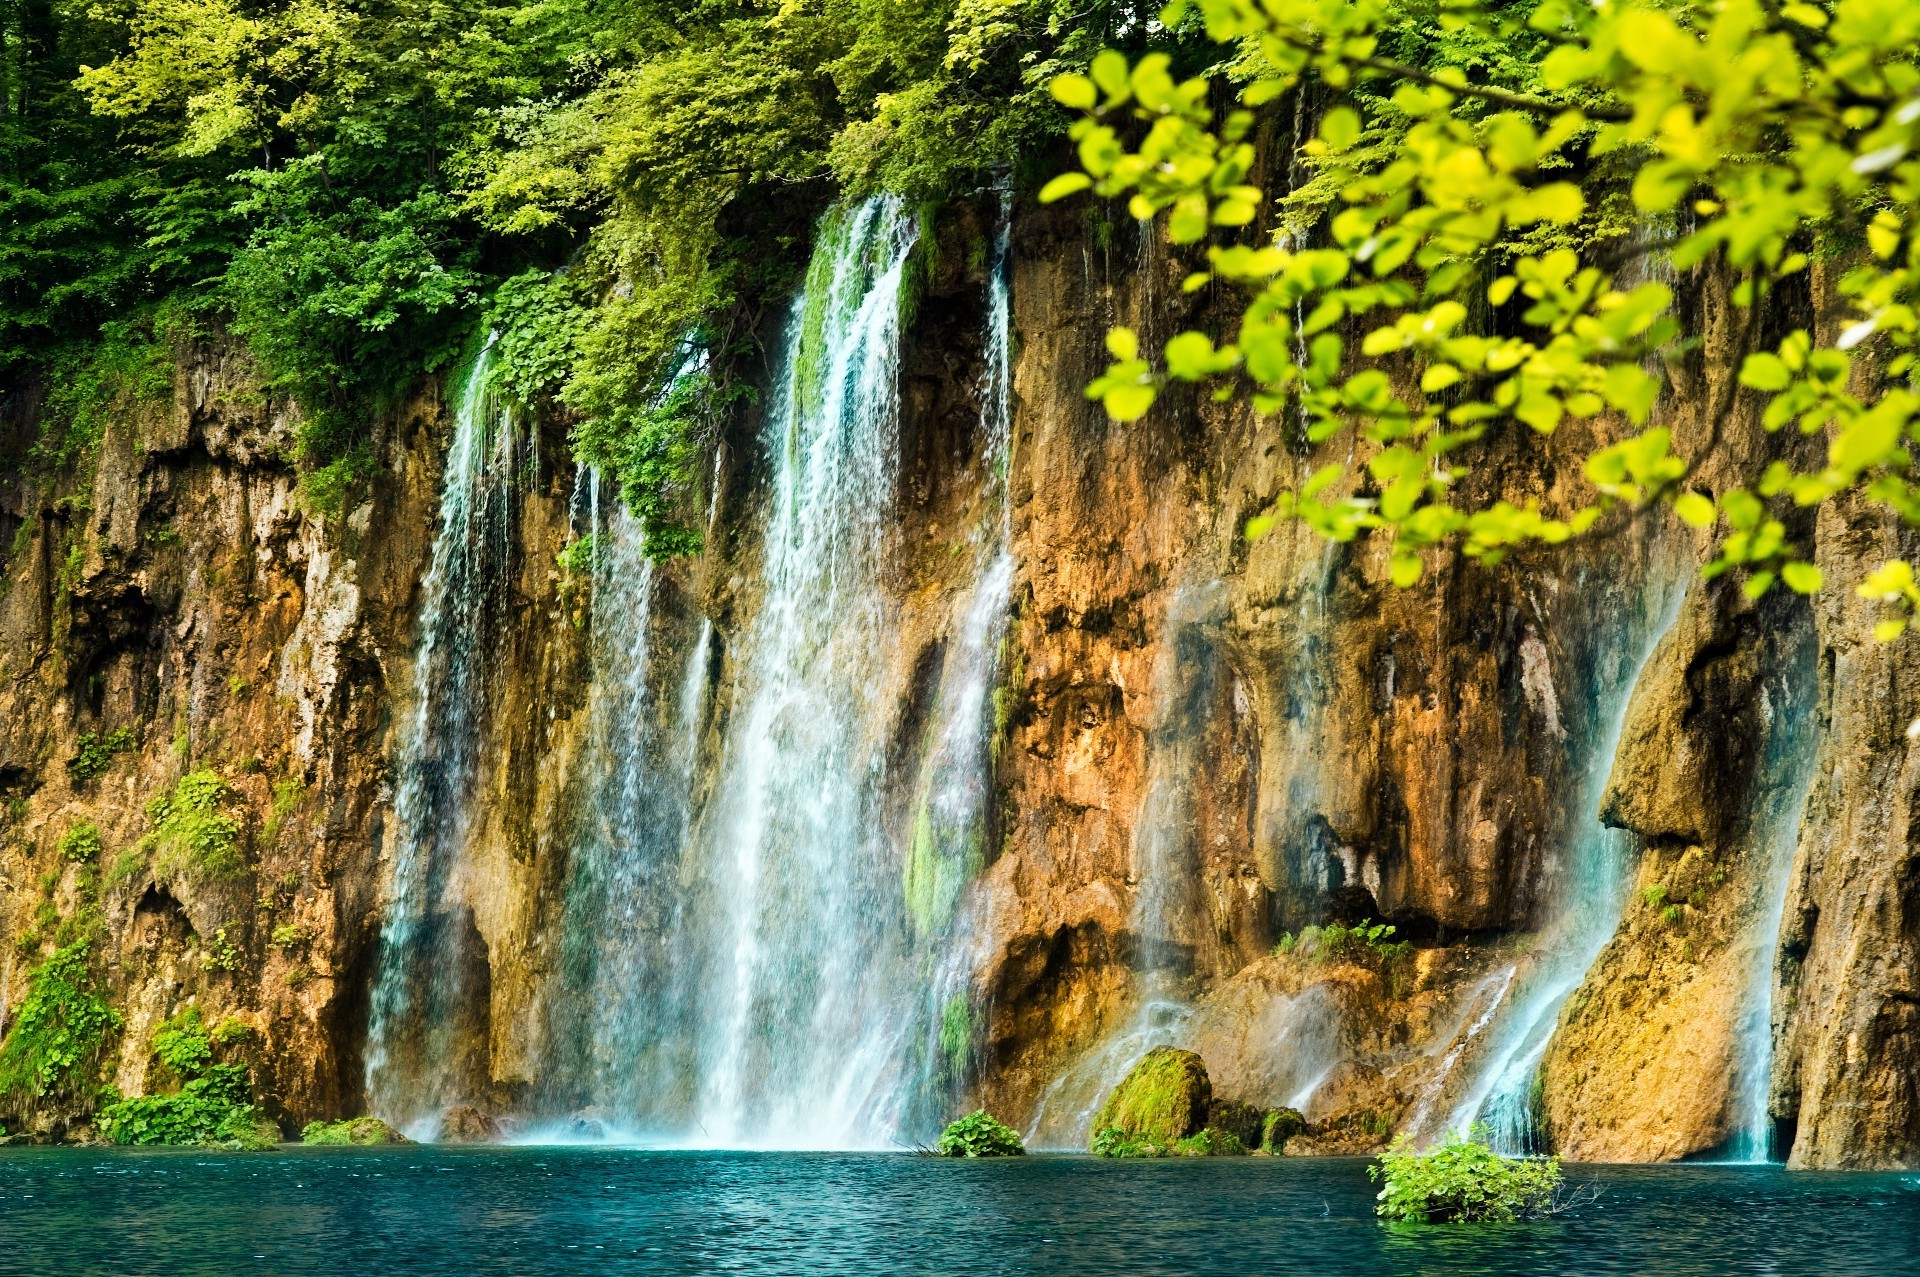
[365,342,523,1131]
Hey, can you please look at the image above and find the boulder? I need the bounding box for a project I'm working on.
[1091,1047,1212,1150]
[302,1117,411,1146]
[438,1106,502,1144]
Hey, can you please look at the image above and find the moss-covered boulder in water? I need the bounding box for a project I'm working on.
[1260,1107,1307,1153]
[1090,1047,1212,1153]
[301,1117,411,1146]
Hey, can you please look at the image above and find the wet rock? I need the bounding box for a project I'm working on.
[302,1117,411,1146]
[1204,1099,1266,1151]
[439,1106,502,1144]
[1090,1047,1212,1150]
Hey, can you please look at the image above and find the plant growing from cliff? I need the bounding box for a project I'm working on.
[67,729,136,783]
[146,770,245,880]
[97,1007,276,1149]
[0,941,121,1112]
[936,1109,1027,1157]
[1045,0,1920,633]
[204,928,243,973]
[58,823,104,863]
[1370,1131,1563,1223]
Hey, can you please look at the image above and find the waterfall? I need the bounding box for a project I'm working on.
[1445,572,1689,1151]
[1023,580,1229,1148]
[1727,667,1819,1162]
[365,341,522,1128]
[897,197,1019,1119]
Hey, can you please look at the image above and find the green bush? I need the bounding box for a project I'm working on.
[97,1008,277,1150]
[1370,1132,1562,1224]
[1261,1107,1307,1153]
[1091,1125,1167,1158]
[0,940,120,1109]
[935,1109,1025,1158]
[147,770,245,879]
[1174,1126,1246,1156]
[58,823,104,863]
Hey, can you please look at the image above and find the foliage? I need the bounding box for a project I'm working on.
[97,1008,276,1149]
[1092,1124,1171,1157]
[1281,918,1414,967]
[58,823,104,863]
[204,927,243,972]
[146,770,245,879]
[1370,1131,1563,1223]
[936,1108,1027,1157]
[301,1116,410,1146]
[0,941,120,1110]
[1044,0,1920,627]
[67,728,137,782]
[1175,1126,1247,1155]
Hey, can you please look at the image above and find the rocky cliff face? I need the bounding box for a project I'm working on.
[3,201,1918,1168]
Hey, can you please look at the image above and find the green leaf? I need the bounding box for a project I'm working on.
[1739,353,1793,392]
[1744,571,1777,599]
[1389,553,1423,587]
[1875,619,1909,641]
[1051,74,1097,110]
[1103,382,1156,421]
[1038,173,1092,204]
[1781,561,1824,594]
[1672,491,1716,527]
[1320,107,1361,153]
[1105,327,1139,362]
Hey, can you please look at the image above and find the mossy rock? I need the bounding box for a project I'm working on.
[1260,1107,1307,1153]
[1090,1046,1212,1152]
[1206,1099,1266,1150]
[301,1116,411,1146]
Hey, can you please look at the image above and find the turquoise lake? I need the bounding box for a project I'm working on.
[1,1147,1916,1275]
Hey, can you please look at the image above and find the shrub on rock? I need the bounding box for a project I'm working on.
[1370,1132,1563,1223]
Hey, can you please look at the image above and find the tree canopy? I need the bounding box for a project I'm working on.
[1042,0,1920,632]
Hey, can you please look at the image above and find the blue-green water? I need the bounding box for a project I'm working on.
[2,1148,1915,1276]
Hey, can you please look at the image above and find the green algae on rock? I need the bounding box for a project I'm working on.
[301,1117,412,1146]
[1090,1047,1212,1155]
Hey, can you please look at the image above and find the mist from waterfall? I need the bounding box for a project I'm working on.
[365,341,523,1130]
[1445,571,1690,1152]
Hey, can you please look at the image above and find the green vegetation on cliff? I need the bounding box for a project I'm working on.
[98,1008,277,1149]
[0,941,120,1113]
[1,0,1178,544]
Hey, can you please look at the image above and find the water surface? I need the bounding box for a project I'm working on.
[2,1148,1914,1276]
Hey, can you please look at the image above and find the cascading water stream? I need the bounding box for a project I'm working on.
[896,202,1020,1122]
[1727,667,1819,1162]
[365,341,523,1130]
[1023,580,1231,1148]
[1445,571,1690,1151]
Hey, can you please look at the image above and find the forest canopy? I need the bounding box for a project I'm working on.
[2,0,1171,535]
[6,0,1920,610]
